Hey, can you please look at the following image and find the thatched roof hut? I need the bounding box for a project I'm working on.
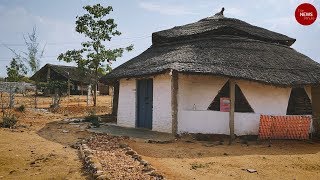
[31,64,94,84]
[102,15,320,86]
[101,11,320,136]
[31,64,109,95]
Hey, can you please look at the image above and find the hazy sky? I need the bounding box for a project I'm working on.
[0,0,319,77]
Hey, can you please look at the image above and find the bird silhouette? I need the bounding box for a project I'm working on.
[215,7,225,16]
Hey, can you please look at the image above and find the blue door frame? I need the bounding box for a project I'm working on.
[136,79,153,129]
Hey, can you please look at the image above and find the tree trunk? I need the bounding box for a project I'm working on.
[1,92,4,116]
[93,69,98,107]
[53,88,60,109]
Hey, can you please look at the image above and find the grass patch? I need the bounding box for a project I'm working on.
[191,163,208,170]
[1,113,18,128]
[84,111,100,127]
[15,105,26,112]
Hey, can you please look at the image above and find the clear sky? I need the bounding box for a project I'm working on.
[0,0,319,77]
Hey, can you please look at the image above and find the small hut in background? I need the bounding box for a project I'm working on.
[31,64,109,95]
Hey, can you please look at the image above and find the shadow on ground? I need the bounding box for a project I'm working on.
[37,120,91,146]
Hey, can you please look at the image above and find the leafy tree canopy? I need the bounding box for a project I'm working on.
[6,58,28,82]
[58,4,133,106]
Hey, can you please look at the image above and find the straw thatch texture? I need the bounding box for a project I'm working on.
[101,16,320,86]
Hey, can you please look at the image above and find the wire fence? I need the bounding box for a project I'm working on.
[0,82,113,112]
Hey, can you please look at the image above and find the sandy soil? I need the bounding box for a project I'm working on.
[128,139,320,180]
[0,95,111,180]
[1,95,320,180]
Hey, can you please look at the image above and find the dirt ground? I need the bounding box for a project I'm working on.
[128,138,320,180]
[0,95,111,180]
[1,94,320,180]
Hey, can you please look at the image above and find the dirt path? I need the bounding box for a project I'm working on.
[128,139,320,180]
[0,95,112,179]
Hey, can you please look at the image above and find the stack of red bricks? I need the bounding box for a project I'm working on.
[258,115,311,140]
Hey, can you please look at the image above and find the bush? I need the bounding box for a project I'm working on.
[1,113,18,128]
[84,111,100,127]
[16,105,26,112]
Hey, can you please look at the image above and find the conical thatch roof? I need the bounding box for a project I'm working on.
[101,13,320,86]
[31,64,96,84]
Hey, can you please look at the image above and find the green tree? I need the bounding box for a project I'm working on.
[7,27,45,75]
[6,58,28,82]
[58,4,133,106]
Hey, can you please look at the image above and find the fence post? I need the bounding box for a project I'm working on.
[9,85,15,109]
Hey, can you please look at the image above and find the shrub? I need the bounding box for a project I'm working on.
[1,113,18,128]
[84,111,100,127]
[16,105,26,112]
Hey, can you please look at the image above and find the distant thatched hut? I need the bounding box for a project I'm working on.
[101,12,320,135]
[31,64,108,95]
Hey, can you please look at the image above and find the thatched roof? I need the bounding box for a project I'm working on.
[31,64,95,84]
[153,17,296,46]
[101,13,320,86]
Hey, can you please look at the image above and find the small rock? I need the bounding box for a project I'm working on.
[96,174,110,180]
[150,171,164,178]
[140,160,148,166]
[119,143,129,148]
[125,150,135,156]
[244,168,257,173]
[223,153,229,156]
[142,165,155,173]
[132,154,142,161]
[70,144,78,149]
[62,130,69,133]
[92,163,103,171]
[93,170,104,178]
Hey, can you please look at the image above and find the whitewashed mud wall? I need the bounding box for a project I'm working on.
[237,80,292,115]
[152,74,172,133]
[116,74,172,133]
[117,79,136,128]
[177,74,292,135]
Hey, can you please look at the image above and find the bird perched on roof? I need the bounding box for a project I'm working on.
[214,7,225,18]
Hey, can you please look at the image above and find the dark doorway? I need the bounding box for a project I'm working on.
[137,79,153,129]
[286,87,312,115]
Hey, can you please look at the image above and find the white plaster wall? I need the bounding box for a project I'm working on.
[177,74,292,135]
[237,80,291,115]
[178,111,260,135]
[177,74,228,111]
[305,86,312,102]
[117,78,136,128]
[234,113,261,135]
[178,111,229,134]
[152,74,172,133]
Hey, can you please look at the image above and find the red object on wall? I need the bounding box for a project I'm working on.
[258,115,311,140]
[220,97,230,112]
